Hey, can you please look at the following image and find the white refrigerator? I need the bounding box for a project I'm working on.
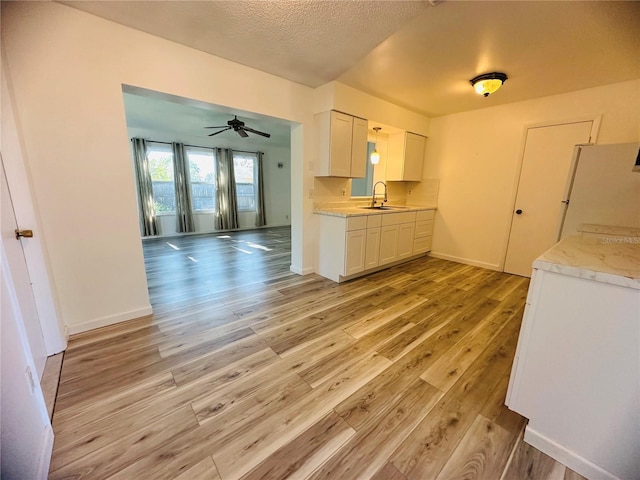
[559,142,640,239]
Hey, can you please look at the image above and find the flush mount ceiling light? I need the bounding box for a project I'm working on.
[370,127,382,165]
[470,72,508,97]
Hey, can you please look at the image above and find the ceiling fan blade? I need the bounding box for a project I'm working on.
[204,125,228,129]
[237,128,249,138]
[242,127,271,138]
[208,127,232,137]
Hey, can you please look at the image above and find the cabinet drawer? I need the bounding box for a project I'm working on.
[367,215,382,228]
[346,216,368,231]
[416,210,435,222]
[381,211,416,226]
[413,235,432,254]
[415,220,434,238]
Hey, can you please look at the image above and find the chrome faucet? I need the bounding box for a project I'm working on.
[371,181,388,207]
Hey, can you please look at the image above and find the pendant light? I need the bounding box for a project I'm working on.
[470,72,508,97]
[370,127,381,164]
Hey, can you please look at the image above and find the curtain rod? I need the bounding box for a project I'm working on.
[133,138,262,155]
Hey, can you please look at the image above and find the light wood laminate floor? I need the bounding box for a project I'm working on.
[50,227,586,479]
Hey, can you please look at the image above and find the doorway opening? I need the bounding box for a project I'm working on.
[122,86,295,306]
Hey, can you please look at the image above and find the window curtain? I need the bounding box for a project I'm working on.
[172,142,195,233]
[255,152,267,227]
[131,137,158,237]
[214,148,239,230]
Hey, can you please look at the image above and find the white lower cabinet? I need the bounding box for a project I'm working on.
[344,229,366,276]
[315,209,436,282]
[413,210,435,254]
[397,223,416,260]
[378,225,399,265]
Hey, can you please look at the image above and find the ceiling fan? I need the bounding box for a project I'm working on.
[204,115,271,138]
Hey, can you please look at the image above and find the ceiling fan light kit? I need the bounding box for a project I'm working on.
[470,72,508,97]
[204,115,271,138]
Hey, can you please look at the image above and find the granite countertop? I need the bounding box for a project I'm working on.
[534,235,640,289]
[314,204,437,217]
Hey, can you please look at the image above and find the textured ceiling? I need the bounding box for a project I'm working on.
[60,0,430,88]
[64,0,640,119]
[338,0,640,116]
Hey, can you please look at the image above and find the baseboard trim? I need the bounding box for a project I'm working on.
[524,426,620,480]
[290,265,314,275]
[429,251,501,271]
[66,306,153,335]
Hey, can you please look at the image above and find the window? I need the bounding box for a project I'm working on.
[233,153,257,212]
[147,143,175,213]
[351,142,375,197]
[186,147,216,212]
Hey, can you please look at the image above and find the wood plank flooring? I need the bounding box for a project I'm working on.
[50,227,585,479]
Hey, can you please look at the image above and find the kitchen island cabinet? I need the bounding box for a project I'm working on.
[506,236,640,480]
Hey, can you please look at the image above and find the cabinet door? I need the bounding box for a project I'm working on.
[413,236,432,254]
[379,224,399,265]
[344,229,366,276]
[329,111,353,177]
[397,222,416,260]
[350,117,368,178]
[403,132,425,181]
[364,227,380,270]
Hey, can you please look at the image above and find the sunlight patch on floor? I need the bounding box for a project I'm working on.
[231,246,253,254]
[246,242,272,252]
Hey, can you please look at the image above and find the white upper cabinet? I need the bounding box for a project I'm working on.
[386,131,426,181]
[314,110,368,178]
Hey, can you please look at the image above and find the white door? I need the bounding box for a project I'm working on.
[504,121,593,277]
[1,160,47,378]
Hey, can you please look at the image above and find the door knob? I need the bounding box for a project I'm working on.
[15,229,33,240]
[515,209,523,215]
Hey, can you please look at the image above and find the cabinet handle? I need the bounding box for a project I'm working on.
[515,209,523,215]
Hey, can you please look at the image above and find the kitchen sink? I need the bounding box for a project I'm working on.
[359,205,409,210]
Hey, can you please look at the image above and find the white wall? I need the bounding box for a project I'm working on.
[425,80,640,270]
[127,125,292,237]
[2,1,315,333]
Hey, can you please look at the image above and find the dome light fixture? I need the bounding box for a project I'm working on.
[370,127,381,165]
[470,72,508,97]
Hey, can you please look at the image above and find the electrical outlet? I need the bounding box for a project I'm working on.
[341,188,346,197]
[285,214,289,220]
[408,189,412,196]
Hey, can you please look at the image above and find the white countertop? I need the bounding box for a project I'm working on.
[314,204,436,217]
[534,235,640,289]
[578,223,640,237]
